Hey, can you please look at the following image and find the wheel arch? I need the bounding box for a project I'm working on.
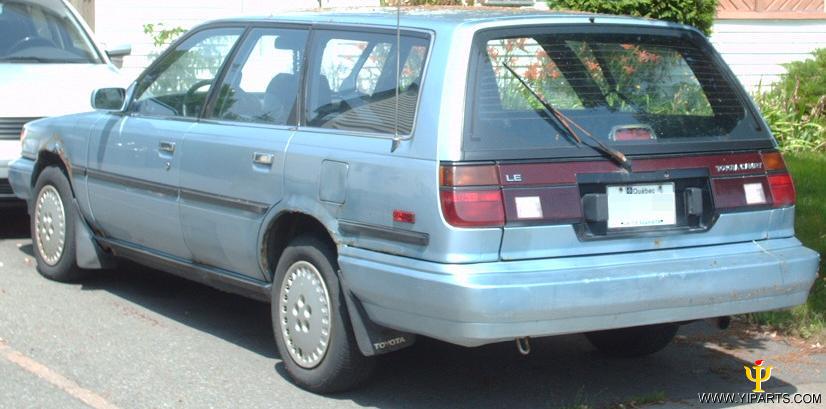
[31,150,71,191]
[259,209,340,282]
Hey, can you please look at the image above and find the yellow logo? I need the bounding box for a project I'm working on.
[744,359,773,393]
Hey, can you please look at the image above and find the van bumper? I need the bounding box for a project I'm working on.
[7,157,34,202]
[1,141,25,202]
[339,238,819,347]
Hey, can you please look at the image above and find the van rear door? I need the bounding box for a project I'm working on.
[455,25,793,261]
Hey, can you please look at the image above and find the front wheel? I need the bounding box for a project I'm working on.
[31,166,87,282]
[585,323,679,357]
[271,235,375,393]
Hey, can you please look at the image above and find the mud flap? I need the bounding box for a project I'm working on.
[338,274,416,356]
[73,200,115,270]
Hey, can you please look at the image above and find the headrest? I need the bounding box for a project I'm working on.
[266,73,296,93]
[274,34,305,51]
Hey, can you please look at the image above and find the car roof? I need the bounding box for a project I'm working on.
[205,7,694,34]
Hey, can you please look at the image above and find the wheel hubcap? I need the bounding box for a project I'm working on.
[34,185,66,266]
[278,261,332,369]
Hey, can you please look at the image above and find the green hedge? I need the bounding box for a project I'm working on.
[546,0,718,36]
[755,49,826,153]
[772,49,826,120]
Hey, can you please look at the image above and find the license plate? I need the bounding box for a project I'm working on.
[606,183,676,229]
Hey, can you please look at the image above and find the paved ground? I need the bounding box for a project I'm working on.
[0,207,824,409]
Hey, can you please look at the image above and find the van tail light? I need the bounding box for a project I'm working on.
[767,173,795,207]
[440,165,504,228]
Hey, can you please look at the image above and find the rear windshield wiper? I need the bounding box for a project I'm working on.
[502,63,632,171]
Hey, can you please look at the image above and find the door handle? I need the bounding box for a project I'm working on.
[159,141,176,154]
[253,152,274,166]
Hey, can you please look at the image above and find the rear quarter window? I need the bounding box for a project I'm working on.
[305,29,430,135]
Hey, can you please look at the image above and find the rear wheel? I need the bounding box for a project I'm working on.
[271,235,375,393]
[31,166,87,282]
[585,323,679,357]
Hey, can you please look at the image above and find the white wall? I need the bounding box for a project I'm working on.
[709,19,826,92]
[92,0,379,80]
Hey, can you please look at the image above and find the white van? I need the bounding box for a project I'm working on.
[0,0,129,202]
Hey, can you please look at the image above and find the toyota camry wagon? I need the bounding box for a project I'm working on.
[8,8,819,393]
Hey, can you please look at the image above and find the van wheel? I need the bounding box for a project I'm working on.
[585,323,679,357]
[271,235,375,393]
[31,167,86,282]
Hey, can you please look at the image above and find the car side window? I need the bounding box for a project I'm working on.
[131,28,243,118]
[211,28,309,125]
[305,30,430,135]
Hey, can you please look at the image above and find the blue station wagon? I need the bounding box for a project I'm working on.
[8,8,820,393]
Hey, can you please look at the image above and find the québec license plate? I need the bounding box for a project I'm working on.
[606,183,676,229]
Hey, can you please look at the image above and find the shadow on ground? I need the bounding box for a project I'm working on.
[81,263,278,359]
[1,207,29,239]
[74,263,799,408]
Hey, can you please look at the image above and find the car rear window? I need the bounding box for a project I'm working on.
[464,26,773,160]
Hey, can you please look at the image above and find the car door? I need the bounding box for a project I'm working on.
[178,27,308,279]
[86,27,244,258]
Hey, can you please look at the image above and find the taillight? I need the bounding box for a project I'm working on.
[440,165,499,186]
[440,165,505,228]
[761,151,786,171]
[761,151,796,208]
[440,189,505,227]
[767,173,795,207]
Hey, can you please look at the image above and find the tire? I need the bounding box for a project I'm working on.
[271,235,375,393]
[30,166,87,282]
[585,323,679,358]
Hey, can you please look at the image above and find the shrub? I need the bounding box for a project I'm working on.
[546,0,718,36]
[754,88,825,152]
[143,23,187,48]
[754,49,826,152]
[772,48,826,120]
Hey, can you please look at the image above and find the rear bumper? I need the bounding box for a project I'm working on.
[339,238,819,347]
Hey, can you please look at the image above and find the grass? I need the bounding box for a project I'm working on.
[746,152,826,338]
